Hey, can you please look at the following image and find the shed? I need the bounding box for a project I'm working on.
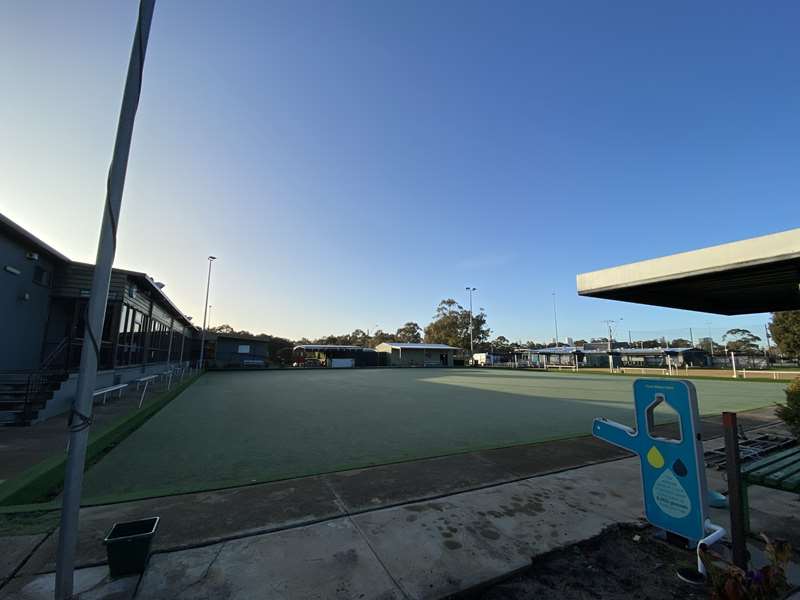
[375,343,460,367]
[213,335,269,369]
[293,345,378,367]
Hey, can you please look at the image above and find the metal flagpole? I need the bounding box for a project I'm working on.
[55,2,156,597]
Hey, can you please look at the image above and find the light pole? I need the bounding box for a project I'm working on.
[601,318,623,372]
[198,256,216,368]
[552,292,559,346]
[466,287,477,357]
[707,321,714,356]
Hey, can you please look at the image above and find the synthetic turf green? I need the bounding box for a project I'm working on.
[81,369,782,502]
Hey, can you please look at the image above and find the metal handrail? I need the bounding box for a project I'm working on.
[0,370,64,424]
[41,337,69,370]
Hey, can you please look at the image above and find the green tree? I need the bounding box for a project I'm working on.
[350,329,369,347]
[776,379,800,439]
[770,311,800,359]
[490,336,512,354]
[395,322,422,343]
[424,298,490,350]
[370,329,396,347]
[670,338,693,348]
[723,328,761,353]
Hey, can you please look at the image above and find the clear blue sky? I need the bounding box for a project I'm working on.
[1,1,797,342]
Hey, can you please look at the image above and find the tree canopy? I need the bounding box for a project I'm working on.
[423,298,491,350]
[770,311,800,358]
[723,328,762,353]
[395,322,423,343]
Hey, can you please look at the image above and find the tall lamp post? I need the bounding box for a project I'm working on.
[198,256,216,368]
[552,292,559,346]
[466,287,477,357]
[601,318,623,373]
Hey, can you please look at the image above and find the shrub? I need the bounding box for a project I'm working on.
[775,378,800,439]
[701,534,792,600]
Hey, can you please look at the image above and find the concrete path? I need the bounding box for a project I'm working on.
[3,458,645,599]
[5,424,798,599]
[0,409,791,599]
[4,435,630,580]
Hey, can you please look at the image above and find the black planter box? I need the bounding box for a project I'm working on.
[103,516,159,578]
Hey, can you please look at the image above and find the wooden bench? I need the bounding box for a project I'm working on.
[93,383,128,406]
[741,446,800,532]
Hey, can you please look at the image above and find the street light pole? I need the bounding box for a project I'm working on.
[54,2,156,598]
[707,322,714,356]
[552,292,559,346]
[601,318,622,373]
[198,256,216,368]
[466,287,476,356]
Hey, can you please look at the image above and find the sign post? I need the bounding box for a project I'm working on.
[592,379,725,580]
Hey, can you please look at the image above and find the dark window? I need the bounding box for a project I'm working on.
[33,266,51,287]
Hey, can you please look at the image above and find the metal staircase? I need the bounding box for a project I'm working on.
[0,370,69,426]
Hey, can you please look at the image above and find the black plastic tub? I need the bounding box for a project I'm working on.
[103,516,159,578]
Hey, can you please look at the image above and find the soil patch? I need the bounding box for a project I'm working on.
[458,524,709,600]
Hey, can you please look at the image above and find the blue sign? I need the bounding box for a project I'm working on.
[592,379,708,543]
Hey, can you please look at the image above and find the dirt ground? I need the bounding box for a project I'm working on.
[459,524,710,600]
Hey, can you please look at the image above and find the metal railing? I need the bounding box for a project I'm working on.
[0,370,65,424]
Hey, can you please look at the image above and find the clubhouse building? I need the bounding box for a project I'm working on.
[1,213,196,424]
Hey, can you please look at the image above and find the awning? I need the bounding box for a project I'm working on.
[576,229,800,315]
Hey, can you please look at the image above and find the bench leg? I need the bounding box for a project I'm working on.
[138,380,150,409]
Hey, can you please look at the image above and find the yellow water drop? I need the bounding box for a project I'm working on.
[647,446,665,469]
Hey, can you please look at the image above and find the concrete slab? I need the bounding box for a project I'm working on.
[0,533,46,583]
[20,475,341,576]
[707,468,800,549]
[352,461,646,600]
[0,565,138,600]
[137,517,403,600]
[326,452,517,512]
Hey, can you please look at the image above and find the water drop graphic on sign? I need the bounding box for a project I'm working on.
[652,469,691,519]
[646,446,665,469]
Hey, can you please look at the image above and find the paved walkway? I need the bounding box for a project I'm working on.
[4,427,799,599]
[0,408,792,599]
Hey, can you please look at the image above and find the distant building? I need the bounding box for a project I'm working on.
[209,334,269,369]
[293,345,379,368]
[525,346,709,369]
[472,352,507,366]
[375,343,459,367]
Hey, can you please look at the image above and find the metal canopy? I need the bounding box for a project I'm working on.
[577,228,800,315]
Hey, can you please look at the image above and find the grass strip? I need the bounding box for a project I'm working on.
[0,373,201,508]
